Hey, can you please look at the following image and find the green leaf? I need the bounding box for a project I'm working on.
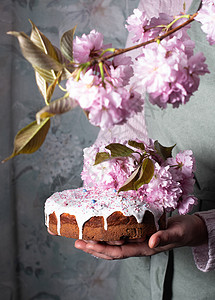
[94,152,111,165]
[29,20,59,60]
[134,158,154,190]
[35,70,63,103]
[7,31,63,72]
[35,70,48,101]
[128,140,145,151]
[154,140,176,160]
[34,66,55,84]
[46,71,62,103]
[105,143,134,158]
[54,46,74,80]
[29,20,62,89]
[60,26,77,62]
[29,20,74,78]
[36,95,73,124]
[118,165,141,193]
[2,118,50,163]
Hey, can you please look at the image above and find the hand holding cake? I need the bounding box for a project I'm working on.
[74,213,208,260]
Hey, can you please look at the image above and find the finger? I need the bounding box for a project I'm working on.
[85,241,125,259]
[149,231,173,248]
[89,251,114,260]
[75,240,113,260]
[75,240,125,259]
[127,237,146,243]
[107,238,146,245]
[47,228,56,236]
[85,239,156,258]
[148,228,181,251]
[75,239,89,249]
[148,234,160,248]
[83,240,98,244]
[106,240,126,245]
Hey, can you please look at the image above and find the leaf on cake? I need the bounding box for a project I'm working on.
[118,165,141,192]
[154,140,176,160]
[105,143,134,158]
[128,140,145,150]
[133,158,154,190]
[2,118,50,163]
[94,152,111,165]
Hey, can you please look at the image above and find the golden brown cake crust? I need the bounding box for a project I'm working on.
[48,210,166,241]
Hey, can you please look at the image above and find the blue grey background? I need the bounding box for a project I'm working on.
[0,1,139,299]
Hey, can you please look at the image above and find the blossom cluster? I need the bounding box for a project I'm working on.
[127,9,209,108]
[81,138,135,190]
[195,0,215,45]
[66,30,143,130]
[65,1,215,127]
[81,139,197,215]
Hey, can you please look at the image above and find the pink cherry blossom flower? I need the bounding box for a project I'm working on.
[177,195,198,215]
[185,52,210,94]
[108,54,134,86]
[126,9,173,44]
[134,43,173,95]
[195,0,215,45]
[167,150,196,194]
[134,35,209,108]
[66,69,101,109]
[126,9,193,45]
[166,150,197,213]
[126,8,149,43]
[167,150,196,178]
[87,85,143,130]
[134,39,186,108]
[67,29,144,130]
[143,163,182,211]
[67,70,143,130]
[180,177,196,195]
[146,13,172,40]
[73,29,104,63]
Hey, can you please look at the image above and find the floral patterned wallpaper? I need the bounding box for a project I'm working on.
[0,0,139,299]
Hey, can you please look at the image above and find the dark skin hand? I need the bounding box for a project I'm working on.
[48,214,208,260]
[73,214,208,260]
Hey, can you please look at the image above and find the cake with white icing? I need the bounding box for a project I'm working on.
[45,138,197,241]
[45,187,166,241]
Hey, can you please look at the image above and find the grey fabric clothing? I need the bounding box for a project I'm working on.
[192,210,215,271]
[117,0,215,299]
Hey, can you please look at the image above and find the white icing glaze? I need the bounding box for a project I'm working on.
[44,187,164,239]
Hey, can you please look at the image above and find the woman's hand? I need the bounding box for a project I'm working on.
[74,214,208,260]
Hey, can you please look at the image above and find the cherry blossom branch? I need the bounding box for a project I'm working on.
[99,12,198,62]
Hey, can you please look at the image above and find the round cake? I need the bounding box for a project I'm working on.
[45,187,166,241]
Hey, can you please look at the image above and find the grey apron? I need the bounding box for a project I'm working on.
[117,1,215,299]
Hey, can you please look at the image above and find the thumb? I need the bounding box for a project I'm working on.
[148,229,176,249]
